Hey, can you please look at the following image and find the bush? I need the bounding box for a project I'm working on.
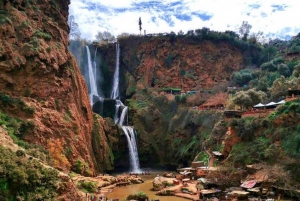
[127,191,149,201]
[0,146,59,199]
[78,180,97,193]
[261,61,277,72]
[232,69,253,86]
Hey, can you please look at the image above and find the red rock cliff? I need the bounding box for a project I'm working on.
[94,36,246,94]
[0,0,96,172]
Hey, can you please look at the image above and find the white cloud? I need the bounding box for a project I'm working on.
[69,0,300,40]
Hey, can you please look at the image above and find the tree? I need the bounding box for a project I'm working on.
[292,64,300,77]
[232,69,254,86]
[117,32,131,39]
[233,89,267,110]
[68,15,81,39]
[270,76,300,100]
[138,17,142,35]
[249,31,267,44]
[178,30,184,35]
[238,21,252,40]
[277,64,290,77]
[95,31,115,44]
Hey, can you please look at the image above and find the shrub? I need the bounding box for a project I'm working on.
[261,61,277,72]
[34,30,52,41]
[77,180,97,193]
[232,69,253,86]
[0,146,59,199]
[127,191,149,201]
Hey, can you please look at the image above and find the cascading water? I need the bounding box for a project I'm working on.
[86,46,99,104]
[110,44,120,99]
[121,126,140,173]
[114,100,123,124]
[110,44,140,172]
[118,106,128,126]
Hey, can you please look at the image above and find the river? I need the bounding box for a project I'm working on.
[106,171,190,201]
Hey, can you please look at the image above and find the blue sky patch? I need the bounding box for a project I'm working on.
[159,15,175,27]
[175,14,192,21]
[192,12,213,21]
[271,4,287,12]
[261,12,267,18]
[249,4,261,9]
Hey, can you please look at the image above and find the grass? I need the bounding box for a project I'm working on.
[0,92,35,115]
[34,29,52,41]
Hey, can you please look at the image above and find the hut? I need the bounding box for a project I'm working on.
[212,151,224,161]
[191,161,205,168]
[199,93,228,110]
[159,88,181,95]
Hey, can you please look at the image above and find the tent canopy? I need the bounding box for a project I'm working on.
[253,103,265,108]
[276,100,285,105]
[266,102,277,106]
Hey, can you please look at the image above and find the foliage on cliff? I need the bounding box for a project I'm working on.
[0,146,59,200]
[125,88,225,167]
[224,99,300,189]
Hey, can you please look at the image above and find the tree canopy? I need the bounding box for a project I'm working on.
[95,31,115,44]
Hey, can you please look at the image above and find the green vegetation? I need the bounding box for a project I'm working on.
[0,92,35,115]
[232,69,254,87]
[126,191,149,201]
[0,146,59,200]
[34,30,52,41]
[77,180,97,193]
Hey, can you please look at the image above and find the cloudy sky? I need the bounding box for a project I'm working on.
[69,0,300,40]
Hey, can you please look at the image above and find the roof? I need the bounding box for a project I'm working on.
[253,103,265,108]
[159,88,181,91]
[180,171,192,175]
[200,190,220,195]
[266,102,277,106]
[212,151,223,156]
[240,180,256,189]
[276,100,285,105]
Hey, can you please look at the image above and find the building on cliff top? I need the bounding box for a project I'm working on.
[159,88,181,95]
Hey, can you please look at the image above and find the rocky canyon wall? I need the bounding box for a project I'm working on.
[0,0,114,174]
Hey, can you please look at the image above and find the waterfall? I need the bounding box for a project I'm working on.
[110,44,141,172]
[119,106,128,126]
[114,100,123,124]
[86,46,99,105]
[110,44,120,99]
[121,126,140,173]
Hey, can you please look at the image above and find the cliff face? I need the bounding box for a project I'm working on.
[0,0,100,173]
[122,37,245,91]
[95,36,245,95]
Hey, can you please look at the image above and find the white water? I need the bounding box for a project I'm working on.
[110,44,120,99]
[121,126,140,172]
[110,44,140,172]
[114,100,123,124]
[86,46,99,105]
[119,106,128,126]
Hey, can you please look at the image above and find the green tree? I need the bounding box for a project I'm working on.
[270,77,300,100]
[233,89,267,110]
[117,32,131,39]
[178,30,184,35]
[277,64,290,77]
[260,61,277,72]
[293,64,300,77]
[232,69,253,86]
[95,31,115,44]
